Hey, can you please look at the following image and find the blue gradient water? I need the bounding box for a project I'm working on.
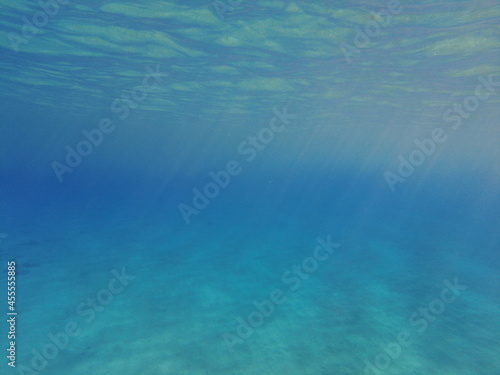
[1,1,499,374]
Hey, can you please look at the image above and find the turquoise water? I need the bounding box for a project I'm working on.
[1,1,499,374]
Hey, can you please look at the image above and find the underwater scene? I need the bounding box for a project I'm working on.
[0,0,499,374]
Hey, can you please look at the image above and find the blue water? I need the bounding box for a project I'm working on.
[1,1,499,374]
